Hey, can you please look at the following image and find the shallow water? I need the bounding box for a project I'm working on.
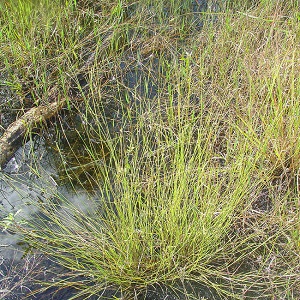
[0,139,104,299]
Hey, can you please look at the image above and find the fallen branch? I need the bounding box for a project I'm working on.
[0,100,66,170]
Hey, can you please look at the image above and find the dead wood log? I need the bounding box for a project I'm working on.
[0,100,66,170]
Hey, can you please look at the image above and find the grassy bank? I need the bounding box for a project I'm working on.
[1,0,300,299]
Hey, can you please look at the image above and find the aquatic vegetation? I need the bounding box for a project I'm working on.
[1,0,300,299]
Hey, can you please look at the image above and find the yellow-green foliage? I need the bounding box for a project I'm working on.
[1,0,300,299]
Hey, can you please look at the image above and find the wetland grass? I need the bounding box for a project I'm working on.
[1,0,300,299]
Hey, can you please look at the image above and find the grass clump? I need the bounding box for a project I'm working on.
[18,111,263,298]
[1,0,300,299]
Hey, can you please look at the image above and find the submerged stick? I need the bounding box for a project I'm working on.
[0,100,66,170]
[0,51,94,170]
